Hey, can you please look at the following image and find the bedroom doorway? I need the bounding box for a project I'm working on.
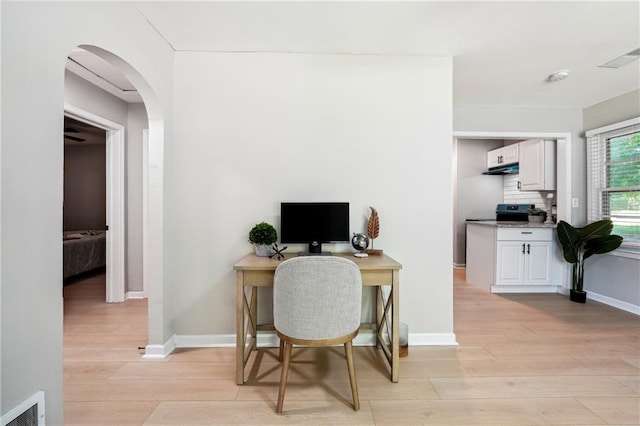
[64,106,126,302]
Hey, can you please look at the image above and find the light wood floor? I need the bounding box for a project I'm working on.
[64,269,640,425]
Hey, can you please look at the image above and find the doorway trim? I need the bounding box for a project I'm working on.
[64,103,126,303]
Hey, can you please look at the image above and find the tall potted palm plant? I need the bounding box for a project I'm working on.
[556,220,623,303]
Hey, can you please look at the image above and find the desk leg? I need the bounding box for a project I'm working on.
[375,282,397,382]
[235,271,245,385]
[376,286,383,349]
[391,269,400,383]
[250,286,258,352]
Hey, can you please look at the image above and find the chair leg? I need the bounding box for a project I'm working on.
[278,338,284,362]
[276,340,293,414]
[344,340,360,411]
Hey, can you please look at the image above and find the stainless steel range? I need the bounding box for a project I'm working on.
[495,203,535,221]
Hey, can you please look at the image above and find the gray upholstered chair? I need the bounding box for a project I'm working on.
[273,256,362,414]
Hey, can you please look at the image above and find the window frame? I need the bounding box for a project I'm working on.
[586,117,640,259]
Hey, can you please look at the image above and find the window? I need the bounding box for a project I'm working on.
[586,118,640,253]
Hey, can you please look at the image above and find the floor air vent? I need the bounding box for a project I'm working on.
[1,391,45,426]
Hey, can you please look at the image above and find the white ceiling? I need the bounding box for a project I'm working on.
[68,1,640,109]
[67,49,142,103]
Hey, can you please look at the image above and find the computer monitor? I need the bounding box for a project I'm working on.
[280,202,350,255]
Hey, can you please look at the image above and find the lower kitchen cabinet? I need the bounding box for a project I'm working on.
[496,240,553,286]
[466,223,560,293]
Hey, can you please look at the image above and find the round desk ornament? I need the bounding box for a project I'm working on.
[351,233,369,258]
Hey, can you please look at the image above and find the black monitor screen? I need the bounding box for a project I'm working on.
[280,202,349,253]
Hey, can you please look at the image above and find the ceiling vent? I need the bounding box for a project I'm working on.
[598,48,640,68]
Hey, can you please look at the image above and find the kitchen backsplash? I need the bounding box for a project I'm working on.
[503,174,555,210]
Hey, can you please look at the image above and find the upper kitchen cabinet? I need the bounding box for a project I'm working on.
[519,139,556,191]
[487,144,519,169]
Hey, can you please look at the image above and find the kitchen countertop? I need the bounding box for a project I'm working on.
[466,220,556,228]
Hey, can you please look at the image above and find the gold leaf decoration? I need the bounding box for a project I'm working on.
[367,207,380,240]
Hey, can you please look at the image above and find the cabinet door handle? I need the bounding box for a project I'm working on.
[522,243,526,254]
[517,180,521,190]
[521,231,532,234]
[527,244,530,254]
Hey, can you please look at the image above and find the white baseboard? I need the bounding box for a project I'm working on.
[126,291,146,299]
[587,291,640,315]
[170,330,458,350]
[556,287,638,315]
[143,335,176,359]
[173,332,376,348]
[145,330,459,359]
[175,333,237,348]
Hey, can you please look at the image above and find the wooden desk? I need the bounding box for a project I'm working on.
[233,253,402,385]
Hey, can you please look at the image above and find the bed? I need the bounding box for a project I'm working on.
[63,230,106,279]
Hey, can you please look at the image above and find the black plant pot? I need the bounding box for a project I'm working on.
[570,289,587,303]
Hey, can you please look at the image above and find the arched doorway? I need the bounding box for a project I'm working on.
[63,44,165,352]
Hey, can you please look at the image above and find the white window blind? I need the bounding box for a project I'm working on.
[586,118,640,250]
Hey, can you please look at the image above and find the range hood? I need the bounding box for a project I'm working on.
[483,164,519,175]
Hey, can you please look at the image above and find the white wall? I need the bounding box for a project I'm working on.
[1,3,173,424]
[65,72,129,123]
[170,52,454,339]
[453,138,504,266]
[126,104,148,293]
[582,90,640,311]
[585,255,640,309]
[583,89,639,130]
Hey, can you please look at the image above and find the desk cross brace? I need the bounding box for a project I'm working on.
[242,287,257,364]
[376,286,394,368]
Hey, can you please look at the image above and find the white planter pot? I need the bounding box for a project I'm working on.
[254,244,272,257]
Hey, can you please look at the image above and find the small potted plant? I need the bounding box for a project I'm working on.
[556,220,623,303]
[248,222,277,257]
[525,207,546,223]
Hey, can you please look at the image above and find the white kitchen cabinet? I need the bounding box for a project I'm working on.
[487,144,519,169]
[496,241,553,286]
[466,223,559,294]
[519,139,556,190]
[495,228,553,287]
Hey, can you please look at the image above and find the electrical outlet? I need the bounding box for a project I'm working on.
[572,197,579,208]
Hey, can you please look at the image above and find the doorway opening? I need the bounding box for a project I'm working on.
[63,44,165,356]
[452,131,572,288]
[64,106,126,302]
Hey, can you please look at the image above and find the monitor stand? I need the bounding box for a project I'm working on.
[298,241,332,256]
